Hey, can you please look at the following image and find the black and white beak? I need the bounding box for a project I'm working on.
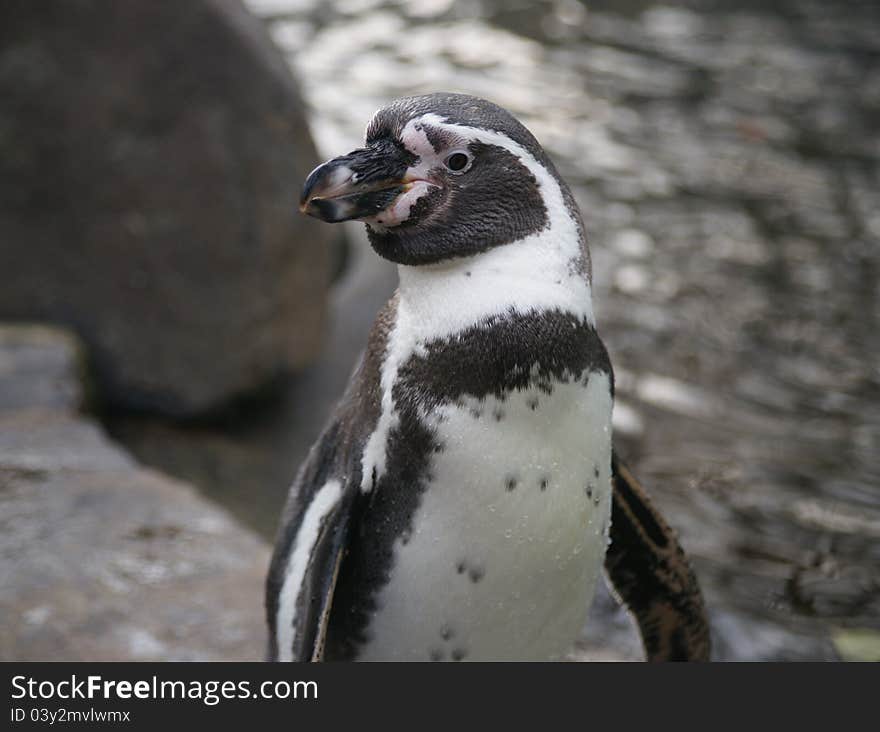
[300,140,415,223]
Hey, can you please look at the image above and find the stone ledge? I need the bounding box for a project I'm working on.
[0,325,270,661]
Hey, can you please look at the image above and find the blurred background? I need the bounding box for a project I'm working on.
[1,0,878,661]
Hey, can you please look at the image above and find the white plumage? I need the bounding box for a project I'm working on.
[359,377,612,661]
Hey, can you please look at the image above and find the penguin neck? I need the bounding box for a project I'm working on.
[396,225,595,344]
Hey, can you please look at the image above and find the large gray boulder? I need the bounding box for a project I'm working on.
[0,324,270,661]
[0,0,333,416]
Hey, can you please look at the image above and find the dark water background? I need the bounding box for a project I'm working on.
[108,0,880,660]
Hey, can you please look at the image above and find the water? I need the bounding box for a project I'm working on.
[108,0,880,660]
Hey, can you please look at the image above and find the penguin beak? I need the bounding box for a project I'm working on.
[300,142,412,223]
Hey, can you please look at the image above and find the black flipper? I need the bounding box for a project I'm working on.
[264,420,359,662]
[266,299,396,662]
[265,294,403,662]
[605,453,711,661]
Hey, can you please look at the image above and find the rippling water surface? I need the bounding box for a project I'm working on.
[110,0,880,660]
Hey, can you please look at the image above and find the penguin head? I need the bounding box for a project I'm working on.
[301,93,579,266]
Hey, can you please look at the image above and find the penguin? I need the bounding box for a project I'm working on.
[266,93,709,662]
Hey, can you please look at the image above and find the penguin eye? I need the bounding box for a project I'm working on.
[444,151,472,174]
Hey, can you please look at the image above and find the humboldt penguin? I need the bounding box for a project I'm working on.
[266,93,709,662]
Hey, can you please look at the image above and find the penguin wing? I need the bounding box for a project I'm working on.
[266,298,395,662]
[265,418,359,661]
[605,453,711,661]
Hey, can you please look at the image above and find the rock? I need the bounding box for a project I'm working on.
[107,223,398,542]
[0,325,86,414]
[0,413,271,661]
[0,0,334,417]
[0,324,270,660]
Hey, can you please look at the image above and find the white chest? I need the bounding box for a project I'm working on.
[358,373,613,661]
